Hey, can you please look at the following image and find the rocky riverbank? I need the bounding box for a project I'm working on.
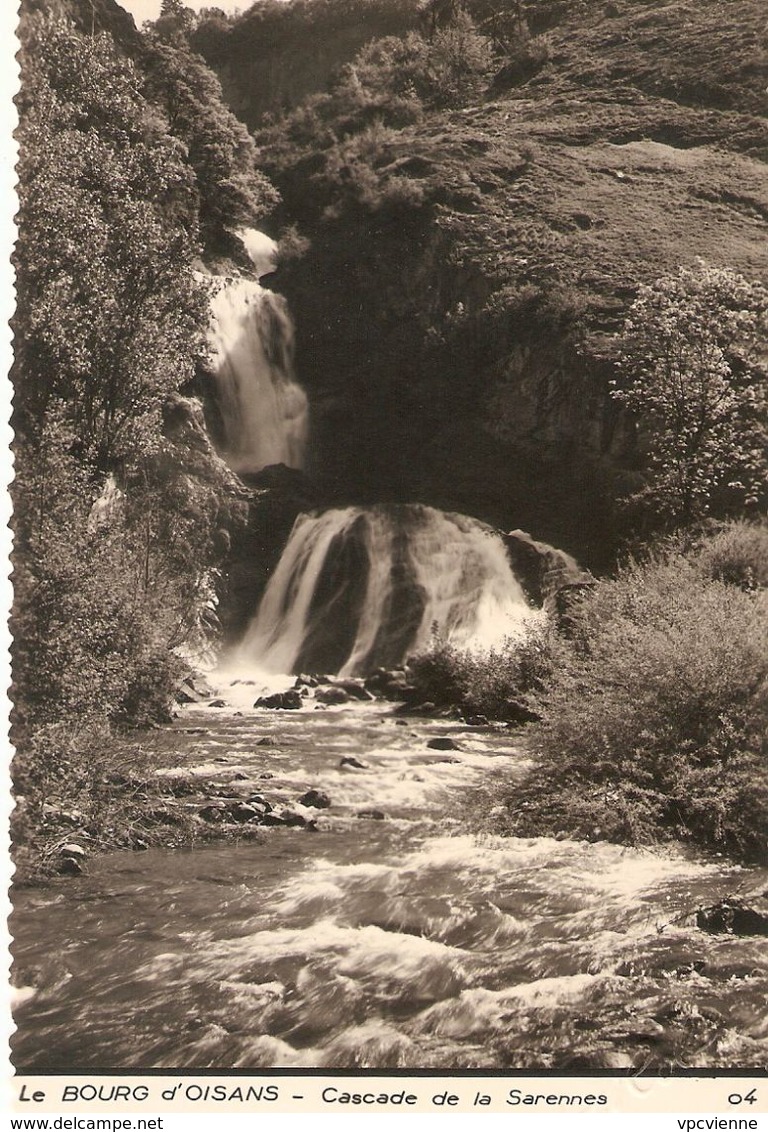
[11,666,488,886]
[14,670,768,950]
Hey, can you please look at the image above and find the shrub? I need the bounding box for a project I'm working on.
[492,548,768,863]
[692,519,768,591]
[611,264,768,526]
[346,16,493,112]
[407,622,556,719]
[407,635,474,707]
[321,120,428,214]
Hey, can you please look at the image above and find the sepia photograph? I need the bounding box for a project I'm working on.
[7,0,768,1079]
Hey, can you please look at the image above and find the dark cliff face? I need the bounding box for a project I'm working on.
[272,219,625,567]
[266,131,764,567]
[21,0,141,48]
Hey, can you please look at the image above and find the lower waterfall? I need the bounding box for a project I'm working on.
[233,505,537,676]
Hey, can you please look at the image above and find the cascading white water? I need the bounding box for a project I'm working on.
[206,232,536,676]
[207,273,309,474]
[233,504,539,676]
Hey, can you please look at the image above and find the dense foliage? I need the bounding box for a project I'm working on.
[410,523,768,864]
[611,264,768,526]
[14,14,205,463]
[11,5,266,877]
[141,22,280,250]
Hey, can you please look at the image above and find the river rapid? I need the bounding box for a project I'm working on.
[11,688,768,1072]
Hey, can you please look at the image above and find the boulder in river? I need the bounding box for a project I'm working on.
[365,668,420,703]
[230,802,261,823]
[175,673,215,705]
[208,699,227,708]
[261,812,288,827]
[397,700,438,716]
[255,690,303,710]
[315,685,350,705]
[299,789,332,809]
[246,801,273,819]
[278,809,308,827]
[58,856,84,876]
[383,680,420,703]
[426,737,461,751]
[340,756,368,770]
[199,804,226,823]
[58,843,87,875]
[294,674,320,689]
[696,895,768,936]
[333,679,375,701]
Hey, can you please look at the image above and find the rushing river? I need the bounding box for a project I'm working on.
[11,692,768,1071]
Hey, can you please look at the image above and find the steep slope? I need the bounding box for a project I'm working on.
[200,0,767,565]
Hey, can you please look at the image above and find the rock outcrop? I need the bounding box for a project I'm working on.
[502,529,593,607]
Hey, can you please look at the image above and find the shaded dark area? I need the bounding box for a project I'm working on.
[366,523,427,670]
[295,513,372,672]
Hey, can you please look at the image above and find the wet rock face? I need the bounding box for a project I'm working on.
[696,896,768,937]
[254,690,303,710]
[299,789,332,809]
[216,464,323,642]
[502,529,593,608]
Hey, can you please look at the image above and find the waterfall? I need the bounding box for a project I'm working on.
[233,505,538,676]
[207,274,309,475]
[206,232,536,678]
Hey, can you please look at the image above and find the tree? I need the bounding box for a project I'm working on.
[611,263,768,525]
[12,13,241,736]
[141,30,280,248]
[155,0,197,38]
[15,13,207,467]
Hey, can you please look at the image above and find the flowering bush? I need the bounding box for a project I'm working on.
[611,263,768,524]
[488,540,768,863]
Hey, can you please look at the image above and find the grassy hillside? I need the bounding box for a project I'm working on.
[198,0,768,130]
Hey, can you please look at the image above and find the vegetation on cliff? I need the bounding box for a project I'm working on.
[11,0,276,880]
[612,265,768,526]
[196,0,768,565]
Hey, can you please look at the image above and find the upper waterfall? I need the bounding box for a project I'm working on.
[207,248,309,475]
[232,504,539,677]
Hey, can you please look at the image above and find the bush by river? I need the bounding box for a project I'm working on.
[409,522,768,865]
